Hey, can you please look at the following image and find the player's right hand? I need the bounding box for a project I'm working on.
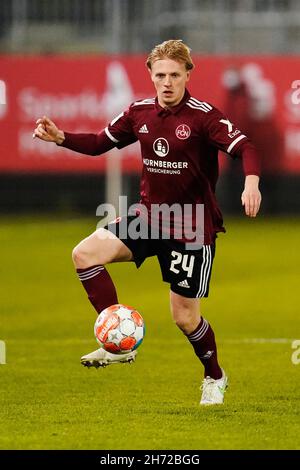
[33,116,65,144]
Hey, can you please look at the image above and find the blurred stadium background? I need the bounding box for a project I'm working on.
[0,0,300,215]
[1,0,300,451]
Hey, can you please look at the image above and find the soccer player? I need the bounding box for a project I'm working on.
[33,40,261,405]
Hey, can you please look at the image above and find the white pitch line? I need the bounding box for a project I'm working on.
[3,338,297,346]
[224,338,295,344]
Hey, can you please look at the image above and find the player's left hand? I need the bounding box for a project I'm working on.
[241,175,262,217]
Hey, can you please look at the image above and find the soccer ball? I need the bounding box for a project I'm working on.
[94,304,145,354]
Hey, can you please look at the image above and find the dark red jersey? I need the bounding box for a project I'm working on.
[62,89,260,244]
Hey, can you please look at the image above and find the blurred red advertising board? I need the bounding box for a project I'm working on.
[0,55,299,174]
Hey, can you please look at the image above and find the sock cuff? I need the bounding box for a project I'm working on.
[187,318,209,342]
[77,265,104,281]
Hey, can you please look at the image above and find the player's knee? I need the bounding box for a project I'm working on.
[172,306,193,333]
[72,245,91,268]
[174,317,191,334]
[171,296,200,334]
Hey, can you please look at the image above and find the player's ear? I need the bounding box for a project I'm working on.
[186,71,191,82]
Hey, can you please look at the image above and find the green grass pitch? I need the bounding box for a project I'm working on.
[0,216,299,450]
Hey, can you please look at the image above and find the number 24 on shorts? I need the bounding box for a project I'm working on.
[170,251,195,278]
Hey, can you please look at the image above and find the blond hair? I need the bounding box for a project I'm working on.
[146,39,194,71]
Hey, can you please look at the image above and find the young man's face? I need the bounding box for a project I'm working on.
[149,58,190,108]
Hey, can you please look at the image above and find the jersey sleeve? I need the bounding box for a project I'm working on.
[104,105,138,149]
[203,106,248,157]
[234,141,261,176]
[61,130,116,155]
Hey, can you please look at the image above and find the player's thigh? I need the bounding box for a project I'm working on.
[72,228,133,267]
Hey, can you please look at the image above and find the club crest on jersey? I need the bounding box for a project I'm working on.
[153,138,169,157]
[175,124,191,140]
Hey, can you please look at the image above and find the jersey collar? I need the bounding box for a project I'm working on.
[155,89,191,116]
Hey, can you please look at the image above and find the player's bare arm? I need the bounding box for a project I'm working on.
[33,116,65,144]
[241,174,262,217]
